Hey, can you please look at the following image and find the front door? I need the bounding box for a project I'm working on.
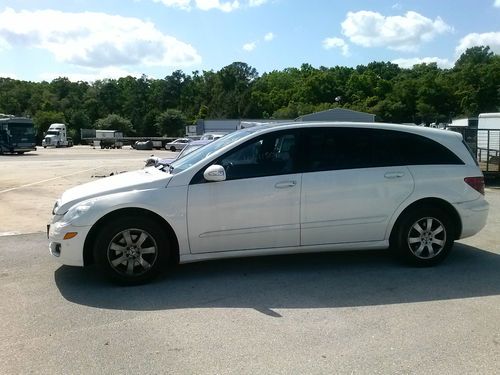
[187,130,301,254]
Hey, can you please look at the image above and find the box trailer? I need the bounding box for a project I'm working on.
[478,113,500,152]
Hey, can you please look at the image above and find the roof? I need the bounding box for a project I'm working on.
[296,108,375,121]
[0,117,33,124]
[243,121,461,144]
[478,113,500,118]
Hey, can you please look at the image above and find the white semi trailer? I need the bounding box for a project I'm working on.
[478,113,500,152]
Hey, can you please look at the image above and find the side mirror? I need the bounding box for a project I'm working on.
[203,164,226,182]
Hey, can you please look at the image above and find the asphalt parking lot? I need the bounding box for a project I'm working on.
[1,146,499,374]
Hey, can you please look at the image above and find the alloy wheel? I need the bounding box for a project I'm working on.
[407,217,447,259]
[107,228,158,277]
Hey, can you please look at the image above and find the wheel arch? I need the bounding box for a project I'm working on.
[389,197,462,242]
[83,207,179,267]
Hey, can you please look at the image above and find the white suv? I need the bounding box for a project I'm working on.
[48,122,489,284]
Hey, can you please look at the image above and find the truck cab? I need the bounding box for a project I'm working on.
[43,123,71,148]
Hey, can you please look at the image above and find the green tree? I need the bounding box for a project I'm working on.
[154,109,186,136]
[94,114,134,135]
[452,46,500,116]
[69,110,92,144]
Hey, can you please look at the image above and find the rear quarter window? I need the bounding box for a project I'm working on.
[372,129,464,166]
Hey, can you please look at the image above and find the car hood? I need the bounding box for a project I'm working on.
[55,168,171,214]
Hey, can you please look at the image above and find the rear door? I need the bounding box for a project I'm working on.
[300,127,414,246]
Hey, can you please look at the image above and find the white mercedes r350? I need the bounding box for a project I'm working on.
[48,122,489,284]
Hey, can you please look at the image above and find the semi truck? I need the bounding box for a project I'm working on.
[42,123,73,148]
[0,115,37,154]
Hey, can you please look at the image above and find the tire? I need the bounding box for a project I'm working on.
[170,146,176,152]
[391,206,455,266]
[93,216,170,284]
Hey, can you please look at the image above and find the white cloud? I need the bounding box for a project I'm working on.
[195,0,240,12]
[392,3,402,10]
[39,67,143,83]
[154,0,192,10]
[153,0,268,12]
[264,32,274,42]
[322,37,350,56]
[0,8,201,69]
[0,72,18,79]
[341,10,452,51]
[392,57,453,69]
[495,0,500,8]
[249,0,268,6]
[243,41,257,51]
[456,32,500,55]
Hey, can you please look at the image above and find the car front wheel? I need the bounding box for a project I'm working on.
[93,216,169,284]
[392,206,455,266]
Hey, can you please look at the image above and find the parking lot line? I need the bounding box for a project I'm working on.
[0,166,102,194]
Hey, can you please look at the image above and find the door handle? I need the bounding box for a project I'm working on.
[275,181,297,189]
[384,172,405,179]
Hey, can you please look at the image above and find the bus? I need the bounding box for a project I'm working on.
[0,116,37,154]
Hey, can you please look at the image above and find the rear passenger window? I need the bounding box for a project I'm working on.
[302,128,377,172]
[302,127,463,172]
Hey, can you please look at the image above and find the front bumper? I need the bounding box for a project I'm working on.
[48,222,91,267]
[14,147,36,152]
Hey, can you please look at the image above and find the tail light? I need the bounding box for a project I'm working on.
[464,177,485,195]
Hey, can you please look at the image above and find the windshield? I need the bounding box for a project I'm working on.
[6,123,36,138]
[46,130,60,135]
[178,143,204,158]
[169,129,254,174]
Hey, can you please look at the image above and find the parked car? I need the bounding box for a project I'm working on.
[134,140,153,150]
[200,133,226,141]
[145,139,213,167]
[166,138,191,151]
[48,122,489,284]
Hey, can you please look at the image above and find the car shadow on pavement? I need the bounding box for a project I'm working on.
[55,243,500,316]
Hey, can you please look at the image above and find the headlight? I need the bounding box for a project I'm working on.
[63,200,95,223]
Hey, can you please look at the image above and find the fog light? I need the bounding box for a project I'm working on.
[50,242,61,257]
[63,232,78,240]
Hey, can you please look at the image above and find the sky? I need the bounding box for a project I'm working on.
[0,0,499,82]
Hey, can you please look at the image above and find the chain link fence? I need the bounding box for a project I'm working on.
[446,127,500,174]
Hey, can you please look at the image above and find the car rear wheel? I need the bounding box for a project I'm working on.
[392,206,455,266]
[170,146,176,152]
[93,216,169,284]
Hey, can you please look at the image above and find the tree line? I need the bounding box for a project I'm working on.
[0,46,498,143]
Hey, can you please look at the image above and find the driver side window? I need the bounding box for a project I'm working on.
[218,131,297,181]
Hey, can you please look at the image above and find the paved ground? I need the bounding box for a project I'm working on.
[0,146,499,374]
